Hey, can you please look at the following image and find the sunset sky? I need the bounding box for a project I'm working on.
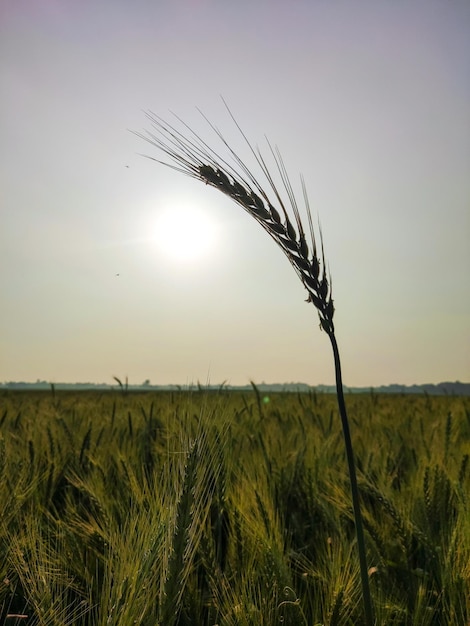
[1,0,469,387]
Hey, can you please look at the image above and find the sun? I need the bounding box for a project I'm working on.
[152,205,217,264]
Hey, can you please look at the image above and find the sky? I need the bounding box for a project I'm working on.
[1,0,469,387]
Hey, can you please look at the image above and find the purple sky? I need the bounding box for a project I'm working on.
[1,0,469,386]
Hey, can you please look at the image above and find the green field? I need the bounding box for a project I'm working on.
[0,389,468,625]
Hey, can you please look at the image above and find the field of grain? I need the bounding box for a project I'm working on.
[0,389,468,625]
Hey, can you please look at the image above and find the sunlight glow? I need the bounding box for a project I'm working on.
[152,205,218,264]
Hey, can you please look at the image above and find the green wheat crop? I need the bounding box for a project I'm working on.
[0,389,468,624]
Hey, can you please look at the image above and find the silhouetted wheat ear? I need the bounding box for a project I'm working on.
[135,109,334,335]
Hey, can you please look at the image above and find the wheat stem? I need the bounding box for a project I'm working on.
[136,105,374,625]
[329,331,374,626]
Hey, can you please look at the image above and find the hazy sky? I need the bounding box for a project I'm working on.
[1,0,469,387]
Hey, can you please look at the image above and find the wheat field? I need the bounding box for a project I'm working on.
[0,388,468,625]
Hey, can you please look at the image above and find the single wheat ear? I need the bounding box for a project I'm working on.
[134,108,334,336]
[135,104,374,626]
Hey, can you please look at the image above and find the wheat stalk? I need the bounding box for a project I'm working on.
[136,104,374,626]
